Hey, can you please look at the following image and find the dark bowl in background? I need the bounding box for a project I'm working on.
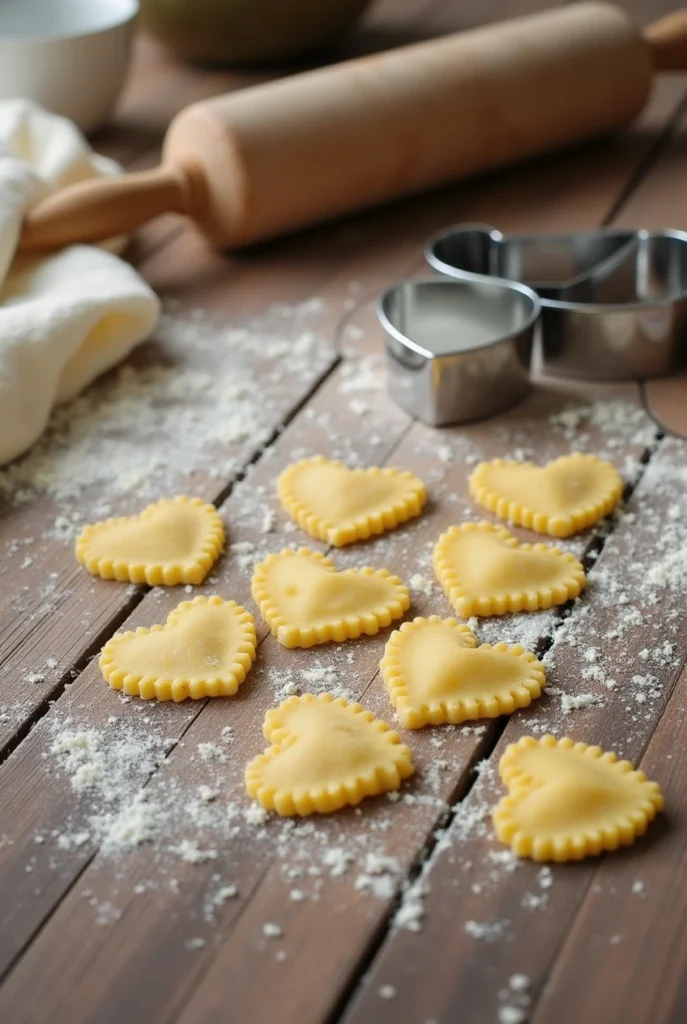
[138,0,374,66]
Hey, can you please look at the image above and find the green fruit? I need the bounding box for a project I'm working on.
[138,0,373,66]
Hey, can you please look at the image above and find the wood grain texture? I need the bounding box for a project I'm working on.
[0,317,653,1023]
[5,0,680,761]
[341,436,687,1024]
[0,264,340,758]
[1,0,477,764]
[1,1,687,1022]
[173,387,656,1024]
[530,663,687,1024]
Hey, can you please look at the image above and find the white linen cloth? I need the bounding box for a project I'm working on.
[0,100,160,466]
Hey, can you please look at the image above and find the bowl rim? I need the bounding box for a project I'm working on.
[0,0,138,44]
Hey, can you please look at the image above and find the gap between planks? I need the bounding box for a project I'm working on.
[328,425,665,1021]
[339,434,687,1024]
[0,0,461,761]
[1,2,687,1015]
[3,85,674,764]
[0,342,667,1015]
[0,313,413,984]
[2,130,683,1024]
[0,350,342,771]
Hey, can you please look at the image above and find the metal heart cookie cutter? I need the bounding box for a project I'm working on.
[377,225,687,426]
[378,276,539,427]
[427,223,687,381]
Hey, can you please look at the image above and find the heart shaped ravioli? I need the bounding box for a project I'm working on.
[251,548,409,648]
[100,596,256,701]
[76,496,225,585]
[245,693,414,815]
[381,616,545,728]
[433,521,585,617]
[469,453,623,538]
[278,456,426,546]
[493,735,664,861]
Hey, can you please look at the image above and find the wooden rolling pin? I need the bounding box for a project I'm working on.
[19,2,687,252]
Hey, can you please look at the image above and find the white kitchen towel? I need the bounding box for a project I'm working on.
[0,100,160,466]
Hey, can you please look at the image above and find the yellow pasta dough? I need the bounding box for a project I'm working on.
[100,596,256,701]
[75,496,224,586]
[251,547,409,648]
[245,693,414,816]
[277,455,426,546]
[380,616,545,728]
[433,521,585,617]
[469,452,623,538]
[493,735,664,862]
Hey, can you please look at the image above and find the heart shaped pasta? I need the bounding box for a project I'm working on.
[381,616,545,728]
[245,693,414,815]
[277,456,426,546]
[433,521,585,617]
[493,735,664,861]
[469,453,623,538]
[100,596,256,701]
[76,496,225,585]
[251,548,409,648]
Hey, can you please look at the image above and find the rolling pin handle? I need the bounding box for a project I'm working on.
[19,161,208,252]
[644,9,687,71]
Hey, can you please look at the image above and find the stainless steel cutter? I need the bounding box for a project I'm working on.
[426,224,687,380]
[377,276,539,426]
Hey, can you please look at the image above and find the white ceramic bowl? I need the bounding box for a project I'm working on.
[0,0,138,133]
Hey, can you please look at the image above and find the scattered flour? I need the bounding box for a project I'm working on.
[95,793,164,856]
[509,974,530,992]
[244,804,269,827]
[196,742,226,764]
[229,541,262,573]
[498,1007,528,1024]
[261,510,277,534]
[170,840,218,864]
[394,879,428,933]
[322,848,354,877]
[355,873,398,900]
[561,692,603,714]
[215,884,238,902]
[409,574,435,598]
[12,375,686,980]
[0,298,332,508]
[465,919,509,942]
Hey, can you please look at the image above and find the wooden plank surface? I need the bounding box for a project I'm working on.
[1,1,687,1022]
[337,46,687,1013]
[530,662,687,1024]
[0,125,680,1024]
[341,435,687,1024]
[4,0,683,760]
[0,258,341,757]
[0,0,454,758]
[0,327,656,1022]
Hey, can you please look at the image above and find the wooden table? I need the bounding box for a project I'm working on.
[1,2,686,1022]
